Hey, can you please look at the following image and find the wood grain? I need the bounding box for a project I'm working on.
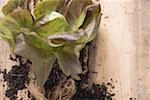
[89,0,150,100]
[0,0,150,100]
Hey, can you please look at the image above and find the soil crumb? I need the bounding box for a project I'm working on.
[1,55,33,100]
[73,43,115,100]
[44,43,115,100]
[73,82,115,100]
[44,62,67,98]
[0,43,115,100]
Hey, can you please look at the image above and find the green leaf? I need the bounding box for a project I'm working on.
[48,39,65,48]
[55,51,82,80]
[31,55,56,87]
[46,29,88,50]
[47,29,86,41]
[23,32,52,50]
[0,16,21,36]
[82,4,101,42]
[35,12,69,37]
[64,0,92,31]
[85,16,100,42]
[74,43,86,57]
[10,9,33,28]
[0,26,15,49]
[47,29,88,49]
[2,0,26,15]
[14,34,55,87]
[56,0,66,13]
[23,32,66,52]
[33,0,59,19]
[74,4,101,51]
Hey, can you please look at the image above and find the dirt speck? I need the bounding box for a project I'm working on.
[73,43,115,100]
[1,55,32,100]
[0,42,116,100]
[104,16,109,19]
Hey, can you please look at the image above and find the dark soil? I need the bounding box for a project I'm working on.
[44,43,115,100]
[73,81,115,100]
[0,43,115,100]
[44,62,67,98]
[73,83,115,100]
[73,43,115,100]
[0,55,35,100]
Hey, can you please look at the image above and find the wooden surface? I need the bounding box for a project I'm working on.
[0,1,12,99]
[89,0,150,100]
[0,0,150,100]
[0,1,29,99]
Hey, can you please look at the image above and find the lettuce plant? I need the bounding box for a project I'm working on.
[0,0,101,88]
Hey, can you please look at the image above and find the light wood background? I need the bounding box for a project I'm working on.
[0,0,150,100]
[89,0,150,100]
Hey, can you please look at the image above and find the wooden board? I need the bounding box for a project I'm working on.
[0,0,150,100]
[89,0,150,100]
